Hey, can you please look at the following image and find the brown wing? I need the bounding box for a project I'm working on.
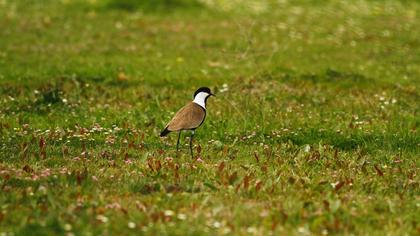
[165,102,206,131]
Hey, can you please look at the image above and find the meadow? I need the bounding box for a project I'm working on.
[0,0,419,235]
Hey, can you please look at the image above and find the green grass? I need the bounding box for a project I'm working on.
[0,0,419,235]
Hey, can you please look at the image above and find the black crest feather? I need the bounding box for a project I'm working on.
[193,87,212,98]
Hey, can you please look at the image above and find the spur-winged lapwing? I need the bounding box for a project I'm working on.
[160,87,214,158]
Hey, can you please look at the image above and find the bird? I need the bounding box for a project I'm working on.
[160,87,215,158]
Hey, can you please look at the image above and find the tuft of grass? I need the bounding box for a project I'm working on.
[105,0,203,12]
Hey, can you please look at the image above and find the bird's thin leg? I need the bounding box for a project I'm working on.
[176,131,181,152]
[189,130,195,159]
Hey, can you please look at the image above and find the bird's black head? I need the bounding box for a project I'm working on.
[193,87,214,98]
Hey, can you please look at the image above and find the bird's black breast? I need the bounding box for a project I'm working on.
[196,105,207,128]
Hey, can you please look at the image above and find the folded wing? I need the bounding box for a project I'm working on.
[165,102,206,132]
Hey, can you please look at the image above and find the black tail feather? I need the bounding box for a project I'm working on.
[160,127,170,137]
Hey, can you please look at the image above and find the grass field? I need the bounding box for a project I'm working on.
[0,0,419,235]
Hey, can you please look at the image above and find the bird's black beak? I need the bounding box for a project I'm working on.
[210,93,216,97]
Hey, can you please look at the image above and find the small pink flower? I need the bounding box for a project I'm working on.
[105,202,121,209]
[124,159,133,164]
[40,168,51,177]
[31,174,39,180]
[59,168,68,175]
[196,158,203,163]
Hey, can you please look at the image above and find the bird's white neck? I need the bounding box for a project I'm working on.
[193,92,208,109]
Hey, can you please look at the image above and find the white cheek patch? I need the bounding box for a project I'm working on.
[193,92,209,109]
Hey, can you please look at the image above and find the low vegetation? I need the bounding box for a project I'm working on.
[0,0,419,235]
